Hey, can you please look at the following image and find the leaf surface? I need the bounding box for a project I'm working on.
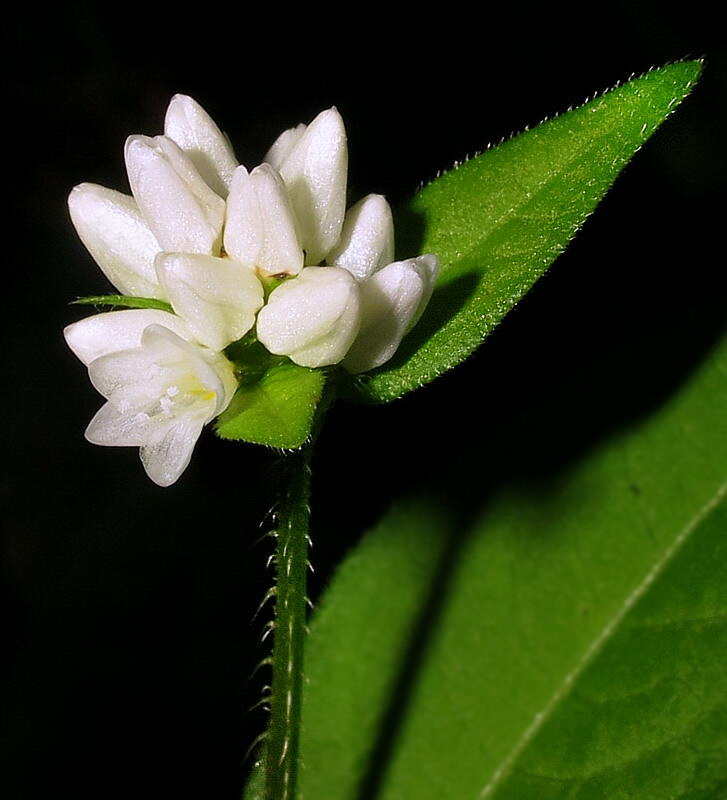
[346,61,702,403]
[297,327,727,799]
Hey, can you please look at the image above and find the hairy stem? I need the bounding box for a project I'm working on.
[265,441,313,800]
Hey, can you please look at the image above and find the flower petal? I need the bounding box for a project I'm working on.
[265,123,307,170]
[64,309,192,366]
[342,255,440,373]
[164,94,238,197]
[256,266,361,368]
[408,253,440,328]
[140,416,205,487]
[88,323,235,418]
[85,401,151,446]
[224,164,303,277]
[277,108,347,264]
[155,252,264,350]
[88,347,165,409]
[125,134,225,255]
[327,194,395,281]
[140,324,237,417]
[68,183,164,298]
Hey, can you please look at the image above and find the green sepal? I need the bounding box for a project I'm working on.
[72,294,174,313]
[216,340,326,449]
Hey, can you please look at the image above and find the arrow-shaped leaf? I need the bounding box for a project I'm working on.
[346,60,702,403]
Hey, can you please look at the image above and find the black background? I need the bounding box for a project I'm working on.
[3,5,725,799]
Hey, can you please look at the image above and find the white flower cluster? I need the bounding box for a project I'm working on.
[65,96,439,485]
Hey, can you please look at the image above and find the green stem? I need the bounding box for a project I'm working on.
[265,441,313,800]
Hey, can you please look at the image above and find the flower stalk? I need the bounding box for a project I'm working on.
[266,440,314,800]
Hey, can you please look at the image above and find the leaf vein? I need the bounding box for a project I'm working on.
[476,476,727,800]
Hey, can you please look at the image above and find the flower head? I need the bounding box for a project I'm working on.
[66,95,438,484]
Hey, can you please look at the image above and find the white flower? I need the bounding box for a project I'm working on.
[342,254,439,373]
[67,183,165,300]
[253,113,439,372]
[154,252,264,352]
[265,108,348,265]
[325,193,440,373]
[224,163,303,278]
[326,194,395,281]
[124,134,226,256]
[68,95,264,353]
[67,96,441,486]
[257,189,439,372]
[69,95,438,372]
[164,93,237,197]
[64,310,237,486]
[256,267,361,368]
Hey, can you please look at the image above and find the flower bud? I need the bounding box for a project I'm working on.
[256,267,361,368]
[276,108,348,264]
[125,135,225,255]
[265,123,307,170]
[155,252,264,351]
[343,254,440,373]
[64,309,193,365]
[164,94,238,197]
[327,194,395,281]
[224,164,303,277]
[68,183,163,299]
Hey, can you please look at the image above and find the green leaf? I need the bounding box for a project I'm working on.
[215,361,325,449]
[488,495,727,800]
[72,294,174,312]
[346,60,702,403]
[295,327,727,799]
